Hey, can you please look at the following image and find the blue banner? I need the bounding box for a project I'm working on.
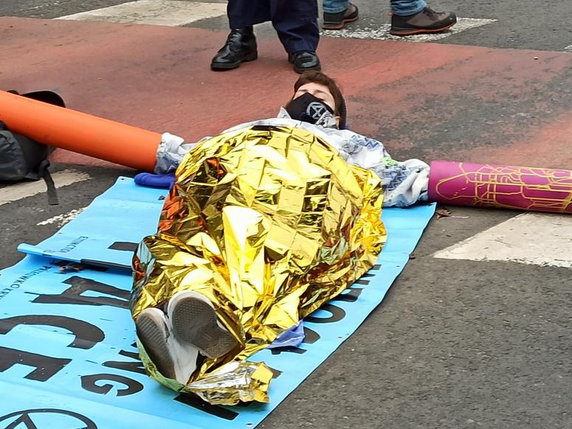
[0,177,435,428]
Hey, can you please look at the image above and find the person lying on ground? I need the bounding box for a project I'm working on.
[155,71,429,208]
[131,71,430,405]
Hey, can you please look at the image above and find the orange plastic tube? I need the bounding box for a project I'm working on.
[0,90,162,171]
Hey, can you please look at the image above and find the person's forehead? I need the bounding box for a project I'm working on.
[297,82,332,97]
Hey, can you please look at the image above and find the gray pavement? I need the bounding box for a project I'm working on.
[1,2,571,428]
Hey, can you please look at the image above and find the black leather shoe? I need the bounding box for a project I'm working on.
[211,27,258,71]
[288,51,321,74]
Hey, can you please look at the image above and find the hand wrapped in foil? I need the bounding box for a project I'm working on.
[131,124,386,405]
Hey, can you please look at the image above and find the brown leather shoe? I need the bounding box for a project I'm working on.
[390,7,457,36]
[322,3,359,30]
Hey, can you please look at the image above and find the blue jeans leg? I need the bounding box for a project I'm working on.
[390,0,427,16]
[322,0,350,14]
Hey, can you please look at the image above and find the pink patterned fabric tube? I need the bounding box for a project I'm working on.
[428,160,572,213]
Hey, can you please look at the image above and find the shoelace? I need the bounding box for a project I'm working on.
[388,7,439,18]
[423,7,439,19]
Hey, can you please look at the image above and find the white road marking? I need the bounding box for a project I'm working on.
[433,213,572,268]
[564,44,572,52]
[56,4,494,42]
[0,170,91,206]
[321,18,497,42]
[37,208,85,227]
[56,0,227,26]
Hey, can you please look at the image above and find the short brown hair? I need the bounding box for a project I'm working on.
[293,71,347,128]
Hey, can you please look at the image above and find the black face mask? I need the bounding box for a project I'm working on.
[284,93,335,125]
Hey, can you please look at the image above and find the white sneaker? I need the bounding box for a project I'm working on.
[136,307,198,384]
[167,290,238,359]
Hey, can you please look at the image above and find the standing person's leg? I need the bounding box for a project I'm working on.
[323,0,349,14]
[227,0,270,29]
[322,0,359,30]
[391,0,426,16]
[389,0,457,36]
[211,0,269,71]
[272,0,321,73]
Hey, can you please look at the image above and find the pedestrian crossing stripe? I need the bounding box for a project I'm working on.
[321,18,497,42]
[433,212,572,268]
[56,0,227,27]
[56,2,495,43]
[0,170,90,207]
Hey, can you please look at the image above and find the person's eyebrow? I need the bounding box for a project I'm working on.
[314,89,332,98]
[296,88,332,99]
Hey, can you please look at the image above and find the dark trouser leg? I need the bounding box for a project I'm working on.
[227,0,271,29]
[271,0,319,54]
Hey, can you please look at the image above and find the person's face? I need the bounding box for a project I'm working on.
[293,82,336,113]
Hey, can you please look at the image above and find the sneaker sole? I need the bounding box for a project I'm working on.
[210,52,258,71]
[168,291,238,359]
[322,15,359,30]
[389,22,456,36]
[136,308,176,380]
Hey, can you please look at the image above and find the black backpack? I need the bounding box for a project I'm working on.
[0,90,66,205]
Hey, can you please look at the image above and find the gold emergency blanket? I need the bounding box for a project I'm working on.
[131,124,387,405]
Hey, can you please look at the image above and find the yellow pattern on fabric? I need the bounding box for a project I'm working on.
[434,164,572,212]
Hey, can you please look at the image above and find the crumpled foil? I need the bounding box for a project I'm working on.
[131,124,387,405]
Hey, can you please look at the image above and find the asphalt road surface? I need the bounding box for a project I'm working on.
[1,2,571,428]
